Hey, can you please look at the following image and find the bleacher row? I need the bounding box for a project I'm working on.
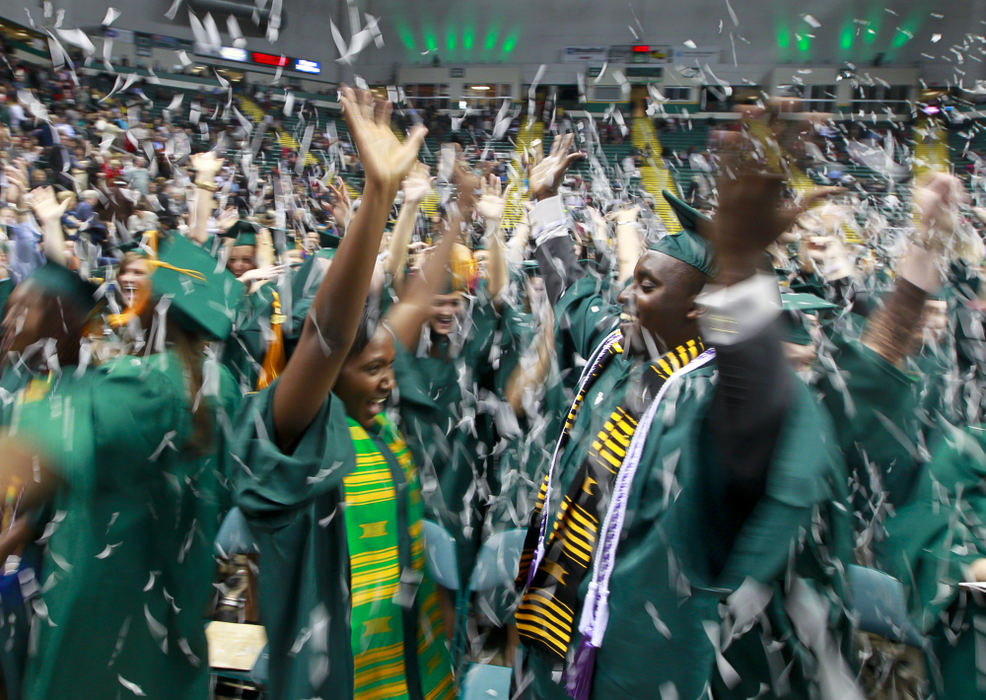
[111,81,986,226]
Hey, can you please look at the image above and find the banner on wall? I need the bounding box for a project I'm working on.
[562,47,609,63]
[672,46,722,65]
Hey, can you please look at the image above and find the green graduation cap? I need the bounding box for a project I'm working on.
[649,190,716,278]
[152,233,245,341]
[223,219,260,242]
[318,230,342,251]
[780,292,836,346]
[234,232,257,248]
[25,261,99,312]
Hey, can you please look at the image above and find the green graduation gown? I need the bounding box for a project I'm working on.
[523,277,853,699]
[233,384,454,700]
[882,424,986,700]
[390,283,504,584]
[8,351,238,700]
[222,282,278,393]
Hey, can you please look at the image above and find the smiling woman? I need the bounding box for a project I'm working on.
[335,304,395,430]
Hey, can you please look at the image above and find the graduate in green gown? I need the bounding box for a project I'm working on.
[233,87,443,699]
[387,174,516,591]
[0,261,100,700]
[864,172,986,700]
[513,132,856,699]
[0,192,244,699]
[334,315,455,700]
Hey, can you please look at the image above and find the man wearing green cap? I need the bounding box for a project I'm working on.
[513,134,855,699]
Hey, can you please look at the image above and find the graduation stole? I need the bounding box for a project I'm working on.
[344,415,455,700]
[515,331,707,665]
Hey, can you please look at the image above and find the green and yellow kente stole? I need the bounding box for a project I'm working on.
[515,336,705,660]
[344,414,455,700]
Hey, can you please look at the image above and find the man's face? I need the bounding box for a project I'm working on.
[616,251,701,357]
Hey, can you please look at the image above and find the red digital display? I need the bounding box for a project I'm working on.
[632,45,651,53]
[251,52,289,67]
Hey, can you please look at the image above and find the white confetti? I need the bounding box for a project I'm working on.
[117,675,146,696]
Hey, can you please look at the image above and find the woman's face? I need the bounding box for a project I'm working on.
[335,328,396,430]
[227,245,257,277]
[429,293,463,337]
[118,257,151,308]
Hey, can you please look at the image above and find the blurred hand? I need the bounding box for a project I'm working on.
[913,171,968,252]
[26,186,69,223]
[326,176,352,232]
[237,264,285,283]
[712,128,842,285]
[476,173,506,221]
[401,163,433,205]
[190,151,223,181]
[340,86,427,193]
[530,133,583,201]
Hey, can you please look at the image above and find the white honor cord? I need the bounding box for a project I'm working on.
[578,348,717,646]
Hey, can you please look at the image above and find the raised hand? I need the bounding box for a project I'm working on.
[326,176,353,232]
[712,128,842,285]
[237,264,286,284]
[26,186,69,223]
[529,133,583,201]
[190,151,224,183]
[340,86,427,193]
[216,206,239,232]
[476,173,506,221]
[401,163,433,205]
[913,171,968,251]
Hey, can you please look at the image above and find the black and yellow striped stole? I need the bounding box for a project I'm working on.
[515,337,705,660]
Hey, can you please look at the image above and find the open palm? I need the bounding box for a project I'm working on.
[340,87,427,193]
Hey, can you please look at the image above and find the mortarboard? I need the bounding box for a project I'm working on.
[24,261,99,312]
[780,292,836,346]
[318,230,342,251]
[152,233,245,340]
[649,190,716,278]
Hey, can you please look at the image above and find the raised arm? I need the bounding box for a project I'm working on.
[612,205,642,284]
[861,172,967,367]
[27,186,70,266]
[272,88,427,449]
[528,133,585,305]
[188,152,222,245]
[385,219,458,351]
[699,136,839,571]
[477,173,508,302]
[385,163,431,287]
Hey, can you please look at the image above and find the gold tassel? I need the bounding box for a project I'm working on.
[256,290,286,390]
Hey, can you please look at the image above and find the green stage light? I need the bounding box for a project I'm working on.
[777,25,790,49]
[484,28,498,51]
[446,31,456,52]
[396,23,415,50]
[502,32,518,54]
[797,34,810,53]
[463,27,475,51]
[425,31,438,52]
[840,24,853,51]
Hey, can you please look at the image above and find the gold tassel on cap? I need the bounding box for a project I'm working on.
[256,291,286,390]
